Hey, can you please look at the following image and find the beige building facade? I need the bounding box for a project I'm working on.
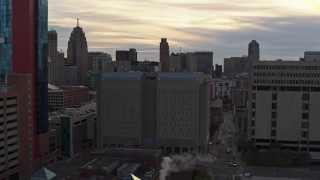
[249,60,320,151]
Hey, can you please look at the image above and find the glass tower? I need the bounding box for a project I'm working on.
[36,0,49,134]
[0,0,12,82]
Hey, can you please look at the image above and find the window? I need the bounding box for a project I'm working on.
[302,122,309,129]
[271,130,276,136]
[302,104,309,110]
[251,129,255,136]
[251,120,255,126]
[272,112,277,118]
[302,113,309,119]
[252,102,256,109]
[301,131,308,138]
[272,93,277,100]
[272,103,277,109]
[252,112,255,118]
[302,94,309,101]
[271,121,276,127]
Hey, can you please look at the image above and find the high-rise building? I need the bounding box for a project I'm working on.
[215,64,222,78]
[0,1,57,177]
[0,85,20,179]
[248,40,260,62]
[48,30,64,86]
[223,56,248,79]
[88,52,112,71]
[115,48,137,62]
[249,60,320,151]
[128,48,137,62]
[48,30,58,85]
[160,38,170,72]
[97,72,210,154]
[67,20,88,85]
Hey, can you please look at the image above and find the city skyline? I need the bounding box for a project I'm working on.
[49,0,320,63]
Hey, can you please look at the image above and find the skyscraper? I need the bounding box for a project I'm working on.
[0,0,57,177]
[67,19,88,85]
[48,30,58,84]
[115,48,137,62]
[248,40,260,62]
[160,38,170,72]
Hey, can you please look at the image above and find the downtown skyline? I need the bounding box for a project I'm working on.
[49,0,320,63]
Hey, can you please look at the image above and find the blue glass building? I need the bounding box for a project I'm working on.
[0,0,12,82]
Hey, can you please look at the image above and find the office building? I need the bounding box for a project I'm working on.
[194,52,213,75]
[169,52,214,75]
[232,73,249,107]
[0,86,19,179]
[97,72,210,154]
[249,60,320,151]
[248,40,260,62]
[160,38,170,72]
[224,56,248,79]
[0,1,58,177]
[131,61,159,72]
[104,61,131,72]
[304,51,320,62]
[48,31,64,86]
[210,99,223,124]
[169,53,185,72]
[116,49,137,62]
[88,52,112,71]
[215,64,223,78]
[49,106,96,158]
[64,65,78,86]
[86,71,103,91]
[48,85,90,112]
[212,79,234,99]
[67,20,88,85]
[234,106,248,146]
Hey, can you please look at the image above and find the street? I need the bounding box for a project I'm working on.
[208,111,238,180]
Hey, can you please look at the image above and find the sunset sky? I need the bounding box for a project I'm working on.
[49,0,320,64]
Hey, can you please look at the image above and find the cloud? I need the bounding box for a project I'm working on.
[48,0,320,63]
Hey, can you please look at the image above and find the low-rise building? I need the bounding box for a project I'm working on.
[49,103,97,158]
[48,85,90,112]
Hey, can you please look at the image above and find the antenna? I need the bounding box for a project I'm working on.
[180,47,181,54]
[77,18,79,26]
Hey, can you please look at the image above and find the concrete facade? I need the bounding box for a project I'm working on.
[49,107,96,158]
[304,51,320,62]
[249,60,320,151]
[97,72,210,154]
[212,78,234,99]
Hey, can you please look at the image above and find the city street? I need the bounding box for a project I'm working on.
[208,111,238,180]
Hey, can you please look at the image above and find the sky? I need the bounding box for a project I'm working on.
[49,0,320,64]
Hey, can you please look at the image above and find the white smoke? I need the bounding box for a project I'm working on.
[159,153,212,180]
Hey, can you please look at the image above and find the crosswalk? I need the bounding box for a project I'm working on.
[213,174,233,177]
[212,165,237,169]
